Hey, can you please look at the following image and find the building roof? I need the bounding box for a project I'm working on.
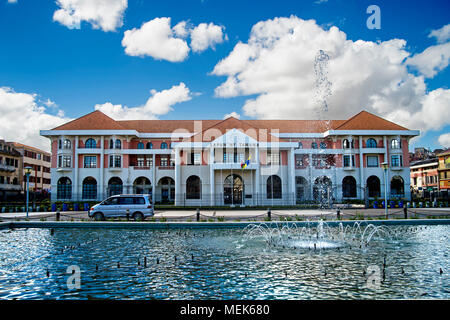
[436,148,450,157]
[410,158,439,167]
[49,109,413,135]
[10,142,51,155]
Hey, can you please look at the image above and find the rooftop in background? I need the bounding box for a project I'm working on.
[436,148,450,157]
[9,142,51,156]
[410,158,439,167]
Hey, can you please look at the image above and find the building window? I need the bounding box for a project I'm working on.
[186,175,201,199]
[137,157,145,167]
[367,155,379,167]
[57,177,72,200]
[160,156,168,166]
[161,142,168,149]
[391,138,401,149]
[84,156,97,168]
[82,177,97,199]
[391,155,403,167]
[366,138,377,148]
[267,151,280,165]
[320,142,327,149]
[267,175,282,199]
[146,157,153,167]
[58,139,62,149]
[115,139,121,149]
[58,155,71,168]
[146,142,153,149]
[297,142,303,149]
[108,177,123,197]
[343,155,355,167]
[342,176,357,198]
[137,142,144,149]
[295,155,304,167]
[109,155,121,168]
[63,139,71,149]
[85,138,96,148]
[311,142,318,149]
[343,139,354,149]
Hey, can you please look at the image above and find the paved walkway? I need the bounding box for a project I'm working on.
[1,207,449,221]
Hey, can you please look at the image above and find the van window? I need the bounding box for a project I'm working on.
[103,197,119,205]
[119,197,134,205]
[134,197,145,204]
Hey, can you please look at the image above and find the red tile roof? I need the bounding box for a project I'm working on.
[333,110,409,131]
[52,110,128,131]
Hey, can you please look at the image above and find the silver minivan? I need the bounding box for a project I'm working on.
[88,194,154,221]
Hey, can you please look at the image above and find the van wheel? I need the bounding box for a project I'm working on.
[93,212,105,221]
[133,212,144,221]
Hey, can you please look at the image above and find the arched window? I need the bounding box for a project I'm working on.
[366,138,377,148]
[133,177,151,195]
[342,176,357,198]
[267,175,282,199]
[85,138,96,148]
[146,142,153,149]
[109,139,114,149]
[320,142,327,149]
[311,142,318,149]
[391,138,401,149]
[115,139,121,149]
[58,139,62,149]
[161,142,168,149]
[297,142,303,149]
[82,177,97,199]
[343,139,353,149]
[63,139,71,149]
[137,142,144,149]
[108,177,123,196]
[186,175,201,199]
[57,177,72,200]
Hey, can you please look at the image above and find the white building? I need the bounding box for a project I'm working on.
[40,110,419,205]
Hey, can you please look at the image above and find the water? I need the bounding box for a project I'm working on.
[0,225,448,299]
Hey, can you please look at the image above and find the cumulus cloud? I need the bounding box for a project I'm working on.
[122,18,226,61]
[438,132,450,148]
[0,87,70,151]
[211,16,450,135]
[223,111,240,119]
[122,17,190,62]
[407,42,450,78]
[95,82,192,120]
[190,23,227,52]
[53,0,127,32]
[429,24,450,43]
[7,0,18,4]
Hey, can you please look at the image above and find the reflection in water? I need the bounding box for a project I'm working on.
[0,224,448,299]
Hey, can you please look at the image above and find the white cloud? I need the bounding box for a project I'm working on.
[211,16,450,135]
[7,0,18,4]
[0,87,70,152]
[407,42,450,78]
[223,111,240,119]
[190,23,226,52]
[53,0,127,32]
[122,17,190,62]
[438,132,450,148]
[173,21,189,38]
[95,82,192,120]
[429,24,450,43]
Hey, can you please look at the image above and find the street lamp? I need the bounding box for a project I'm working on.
[24,166,32,219]
[381,162,389,219]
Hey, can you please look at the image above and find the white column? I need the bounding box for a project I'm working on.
[100,136,104,200]
[383,135,389,199]
[152,153,156,201]
[289,148,295,205]
[255,147,260,205]
[309,153,313,200]
[359,136,364,200]
[210,148,214,205]
[74,136,79,201]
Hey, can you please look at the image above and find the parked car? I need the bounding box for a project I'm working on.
[88,194,154,221]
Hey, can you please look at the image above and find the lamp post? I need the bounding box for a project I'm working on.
[24,166,32,219]
[381,162,389,219]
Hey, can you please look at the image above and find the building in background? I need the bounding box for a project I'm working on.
[410,158,439,200]
[8,142,51,196]
[0,140,22,200]
[41,110,419,205]
[437,149,450,199]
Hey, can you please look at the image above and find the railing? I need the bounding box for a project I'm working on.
[0,183,22,191]
[0,163,16,172]
[131,166,151,170]
[158,166,174,170]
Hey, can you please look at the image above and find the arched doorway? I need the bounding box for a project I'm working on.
[108,177,123,197]
[313,176,332,202]
[367,176,381,198]
[342,176,357,198]
[267,175,282,199]
[186,175,201,199]
[133,177,151,195]
[82,177,97,200]
[295,176,309,202]
[391,176,405,198]
[57,177,72,200]
[158,177,175,203]
[224,174,243,205]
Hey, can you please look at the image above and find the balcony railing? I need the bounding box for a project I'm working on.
[0,163,16,172]
[158,166,174,170]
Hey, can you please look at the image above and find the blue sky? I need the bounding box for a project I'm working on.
[0,0,449,151]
